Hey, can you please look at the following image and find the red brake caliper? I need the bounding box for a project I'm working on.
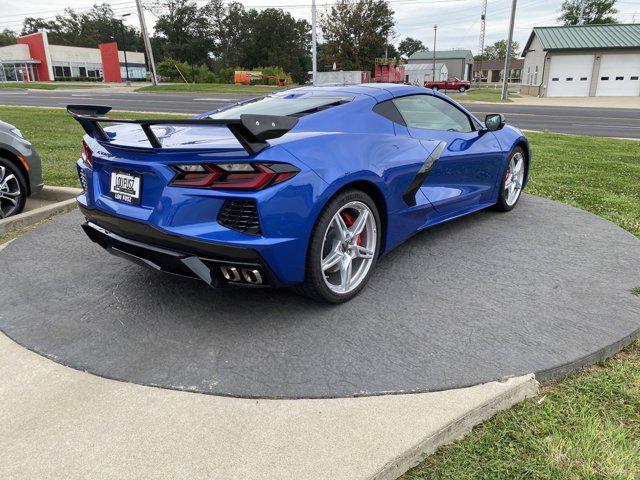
[341,211,362,246]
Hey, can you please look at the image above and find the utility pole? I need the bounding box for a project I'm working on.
[136,0,158,85]
[120,13,131,85]
[385,31,388,60]
[578,0,586,25]
[432,24,437,83]
[501,0,517,101]
[478,0,488,83]
[311,0,317,84]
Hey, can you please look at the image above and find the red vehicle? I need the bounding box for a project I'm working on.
[424,77,471,93]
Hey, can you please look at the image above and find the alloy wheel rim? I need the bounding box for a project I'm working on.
[321,201,377,295]
[0,165,21,219]
[504,152,525,207]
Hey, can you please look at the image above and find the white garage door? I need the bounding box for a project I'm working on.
[547,55,594,97]
[596,53,640,97]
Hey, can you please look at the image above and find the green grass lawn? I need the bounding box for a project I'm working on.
[452,87,521,103]
[135,83,287,94]
[0,82,107,90]
[403,341,640,480]
[0,106,187,187]
[0,105,639,478]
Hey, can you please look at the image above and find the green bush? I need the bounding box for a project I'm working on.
[192,64,218,83]
[156,59,192,82]
[217,66,239,84]
[155,60,292,85]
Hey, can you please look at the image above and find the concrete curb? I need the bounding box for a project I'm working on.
[373,375,539,480]
[0,186,80,234]
[0,325,541,480]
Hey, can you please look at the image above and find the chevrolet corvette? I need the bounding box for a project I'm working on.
[70,83,529,303]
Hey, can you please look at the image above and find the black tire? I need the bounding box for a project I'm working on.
[0,157,28,219]
[431,85,439,91]
[459,85,467,93]
[493,147,526,212]
[295,189,382,303]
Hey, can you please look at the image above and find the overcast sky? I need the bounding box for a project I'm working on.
[1,0,639,55]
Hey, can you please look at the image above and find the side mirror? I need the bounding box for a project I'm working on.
[484,113,505,131]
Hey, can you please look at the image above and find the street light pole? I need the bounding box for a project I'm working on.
[501,0,517,101]
[432,24,437,83]
[311,0,317,84]
[120,13,131,85]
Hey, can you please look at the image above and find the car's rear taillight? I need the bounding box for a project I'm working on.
[170,163,300,190]
[81,140,93,167]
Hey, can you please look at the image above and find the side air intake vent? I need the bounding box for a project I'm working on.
[217,200,261,235]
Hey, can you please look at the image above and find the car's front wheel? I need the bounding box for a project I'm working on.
[431,85,439,91]
[296,189,381,303]
[494,147,526,211]
[459,85,467,93]
[0,158,27,219]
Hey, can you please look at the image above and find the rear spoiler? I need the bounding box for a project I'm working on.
[66,104,298,156]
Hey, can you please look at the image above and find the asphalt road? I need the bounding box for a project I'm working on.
[1,88,639,138]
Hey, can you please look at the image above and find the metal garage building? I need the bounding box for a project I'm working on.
[408,50,473,81]
[521,24,640,97]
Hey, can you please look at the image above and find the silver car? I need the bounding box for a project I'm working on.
[0,120,43,218]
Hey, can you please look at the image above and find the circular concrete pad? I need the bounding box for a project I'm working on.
[1,195,639,398]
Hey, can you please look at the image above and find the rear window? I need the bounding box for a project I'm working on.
[208,96,351,119]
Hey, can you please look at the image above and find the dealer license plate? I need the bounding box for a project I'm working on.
[110,170,141,205]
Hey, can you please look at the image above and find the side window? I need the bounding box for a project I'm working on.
[392,95,473,133]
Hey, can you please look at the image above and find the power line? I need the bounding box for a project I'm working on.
[1,1,136,20]
[0,5,138,29]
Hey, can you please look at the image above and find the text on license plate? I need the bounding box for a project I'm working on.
[110,171,141,205]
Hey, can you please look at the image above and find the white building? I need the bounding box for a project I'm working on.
[522,23,640,97]
[315,71,371,85]
[404,63,448,85]
[0,31,146,83]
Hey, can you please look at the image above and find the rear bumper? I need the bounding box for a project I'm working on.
[79,204,284,288]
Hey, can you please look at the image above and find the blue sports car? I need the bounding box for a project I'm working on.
[70,83,529,303]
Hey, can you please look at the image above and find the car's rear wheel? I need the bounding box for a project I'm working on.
[296,189,381,303]
[431,85,439,91]
[0,158,27,219]
[494,147,526,211]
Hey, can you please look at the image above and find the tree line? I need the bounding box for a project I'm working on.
[0,0,621,83]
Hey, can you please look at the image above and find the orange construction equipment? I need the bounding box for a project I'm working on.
[234,70,289,87]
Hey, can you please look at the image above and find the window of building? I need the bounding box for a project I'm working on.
[601,76,609,81]
[534,66,538,84]
[615,76,624,81]
[631,76,639,81]
[580,77,588,81]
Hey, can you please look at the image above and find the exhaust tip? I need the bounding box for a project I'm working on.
[242,268,263,285]
[220,266,241,282]
[219,265,264,285]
